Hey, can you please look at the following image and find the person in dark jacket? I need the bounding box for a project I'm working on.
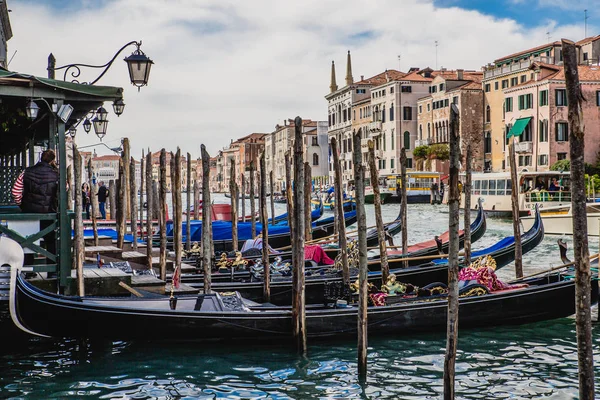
[20,149,59,261]
[82,182,91,219]
[97,181,109,219]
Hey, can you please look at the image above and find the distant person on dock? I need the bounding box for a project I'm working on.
[97,181,109,219]
[82,183,91,219]
[12,149,59,261]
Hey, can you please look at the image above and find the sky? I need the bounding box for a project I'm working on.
[7,0,597,159]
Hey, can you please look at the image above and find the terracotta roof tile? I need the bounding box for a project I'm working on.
[506,65,600,91]
[495,41,561,63]
[576,35,600,46]
[355,69,405,85]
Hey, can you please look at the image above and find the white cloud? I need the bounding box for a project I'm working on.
[6,0,590,158]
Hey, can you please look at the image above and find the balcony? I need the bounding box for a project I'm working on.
[360,139,370,149]
[415,138,431,147]
[483,56,556,79]
[514,141,533,153]
[369,121,382,132]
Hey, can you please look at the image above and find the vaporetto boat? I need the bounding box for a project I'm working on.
[521,202,600,237]
[461,171,571,217]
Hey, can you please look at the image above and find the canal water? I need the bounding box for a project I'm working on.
[3,197,600,399]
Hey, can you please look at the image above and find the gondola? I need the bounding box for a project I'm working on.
[271,198,323,225]
[382,202,487,267]
[159,210,358,253]
[431,205,543,269]
[10,265,597,341]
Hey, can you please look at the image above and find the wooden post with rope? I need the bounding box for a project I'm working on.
[270,170,275,226]
[304,162,312,241]
[201,144,213,293]
[260,151,270,302]
[116,157,126,249]
[509,135,523,278]
[292,116,307,354]
[285,152,294,231]
[139,150,145,233]
[400,148,408,267]
[463,143,472,266]
[122,138,131,218]
[194,159,201,220]
[353,130,368,381]
[443,103,461,399]
[186,153,192,252]
[87,158,99,246]
[368,139,389,283]
[174,149,183,276]
[331,137,349,284]
[250,159,256,239]
[241,174,246,222]
[230,160,238,251]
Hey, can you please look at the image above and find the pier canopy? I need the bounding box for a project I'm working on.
[507,117,532,138]
[0,67,124,288]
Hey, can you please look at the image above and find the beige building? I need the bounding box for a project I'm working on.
[417,69,484,173]
[482,35,600,171]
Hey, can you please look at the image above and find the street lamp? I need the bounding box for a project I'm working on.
[92,106,109,141]
[26,100,40,120]
[48,40,154,89]
[67,126,77,138]
[112,99,125,116]
[83,118,92,133]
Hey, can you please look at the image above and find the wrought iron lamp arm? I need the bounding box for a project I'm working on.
[51,40,142,85]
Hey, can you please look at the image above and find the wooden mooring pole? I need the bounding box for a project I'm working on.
[285,152,294,230]
[139,150,145,231]
[108,179,116,221]
[230,160,238,251]
[331,137,349,285]
[122,138,131,218]
[292,116,306,354]
[463,143,472,266]
[129,156,138,251]
[250,159,256,238]
[508,135,523,278]
[260,151,270,302]
[269,171,275,226]
[443,103,461,399]
[159,149,168,280]
[304,162,312,241]
[353,130,368,381]
[145,150,153,270]
[73,145,84,296]
[174,149,183,275]
[186,153,192,252]
[201,144,213,293]
[563,38,594,399]
[368,139,389,283]
[87,159,99,245]
[116,157,126,249]
[241,174,246,222]
[400,148,408,266]
[194,159,201,220]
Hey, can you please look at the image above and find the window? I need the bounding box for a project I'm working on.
[538,154,548,166]
[391,129,395,150]
[427,103,430,112]
[518,93,533,110]
[404,131,411,149]
[505,97,513,112]
[584,52,589,61]
[312,136,318,146]
[444,99,449,107]
[390,87,394,94]
[382,106,386,123]
[596,91,600,106]
[390,104,394,121]
[484,132,492,153]
[353,110,356,120]
[556,89,567,106]
[431,86,437,93]
[453,96,458,105]
[521,120,532,142]
[401,86,412,93]
[383,133,386,151]
[481,180,488,195]
[555,122,568,141]
[356,89,366,94]
[502,79,509,89]
[343,109,347,122]
[485,105,491,123]
[488,179,496,195]
[391,159,395,169]
[511,77,518,86]
[539,90,548,106]
[494,81,499,90]
[539,119,548,142]
[312,153,319,166]
[382,89,386,96]
[518,155,532,166]
[440,83,444,91]
[520,75,526,83]
[382,159,386,169]
[403,106,412,121]
[419,105,422,113]
[557,152,567,161]
[485,84,491,92]
[496,179,506,195]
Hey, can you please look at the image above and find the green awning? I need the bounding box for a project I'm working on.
[0,69,123,99]
[507,117,532,138]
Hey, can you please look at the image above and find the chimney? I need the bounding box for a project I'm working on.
[330,60,338,93]
[345,50,354,86]
[360,75,364,81]
[457,69,464,80]
[385,69,389,82]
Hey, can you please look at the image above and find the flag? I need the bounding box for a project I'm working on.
[172,265,181,289]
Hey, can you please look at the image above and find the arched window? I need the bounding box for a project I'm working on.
[404,131,411,150]
[313,153,319,166]
[419,125,423,140]
[427,123,431,139]
[486,105,491,123]
[374,105,380,122]
[390,103,394,121]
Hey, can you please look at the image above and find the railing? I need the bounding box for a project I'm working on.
[525,191,571,203]
[415,138,431,147]
[483,56,556,79]
[514,142,532,153]
[369,121,382,132]
[360,139,370,149]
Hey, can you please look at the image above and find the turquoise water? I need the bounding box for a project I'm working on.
[4,197,600,399]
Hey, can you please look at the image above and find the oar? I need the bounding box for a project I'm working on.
[507,253,600,283]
